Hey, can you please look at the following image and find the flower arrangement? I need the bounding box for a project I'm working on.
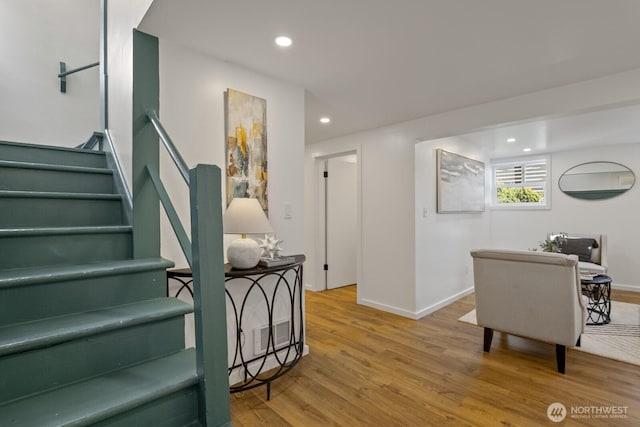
[538,232,567,253]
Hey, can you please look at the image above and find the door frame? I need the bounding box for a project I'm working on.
[312,148,363,292]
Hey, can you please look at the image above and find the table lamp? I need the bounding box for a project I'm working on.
[223,198,273,269]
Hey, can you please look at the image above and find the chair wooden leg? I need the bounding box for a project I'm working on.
[483,327,493,352]
[556,344,566,374]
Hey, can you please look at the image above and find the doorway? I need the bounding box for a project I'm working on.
[318,152,358,290]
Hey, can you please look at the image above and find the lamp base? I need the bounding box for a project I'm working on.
[227,237,261,269]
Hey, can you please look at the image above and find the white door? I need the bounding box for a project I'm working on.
[326,156,357,289]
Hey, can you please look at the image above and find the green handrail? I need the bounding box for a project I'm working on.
[145,108,190,185]
[58,61,99,93]
[77,132,104,150]
[145,164,193,266]
[76,131,133,226]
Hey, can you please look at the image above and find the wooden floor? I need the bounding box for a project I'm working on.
[230,286,640,426]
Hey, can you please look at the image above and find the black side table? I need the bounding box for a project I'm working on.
[580,274,612,325]
[167,254,306,400]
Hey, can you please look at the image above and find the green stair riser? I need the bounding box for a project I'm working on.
[0,230,132,269]
[0,348,199,426]
[0,268,167,326]
[0,196,123,227]
[0,141,107,168]
[92,387,200,427]
[0,166,114,194]
[0,317,187,404]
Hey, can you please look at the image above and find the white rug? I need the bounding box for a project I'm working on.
[458,301,640,366]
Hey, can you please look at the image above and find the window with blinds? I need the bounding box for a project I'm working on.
[492,156,550,208]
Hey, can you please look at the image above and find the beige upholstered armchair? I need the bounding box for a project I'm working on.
[548,232,607,275]
[470,249,586,374]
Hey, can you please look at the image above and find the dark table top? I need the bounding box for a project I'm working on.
[167,254,306,278]
[580,274,611,285]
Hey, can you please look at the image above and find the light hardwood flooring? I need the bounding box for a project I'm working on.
[230,286,640,426]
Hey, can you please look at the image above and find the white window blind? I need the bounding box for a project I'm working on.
[492,157,550,208]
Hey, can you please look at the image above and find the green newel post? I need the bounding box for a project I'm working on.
[190,165,232,426]
[132,29,160,258]
[131,28,231,426]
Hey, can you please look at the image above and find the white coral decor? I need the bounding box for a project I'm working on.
[259,234,284,258]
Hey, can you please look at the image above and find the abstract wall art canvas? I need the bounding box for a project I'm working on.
[225,88,268,214]
[436,149,485,213]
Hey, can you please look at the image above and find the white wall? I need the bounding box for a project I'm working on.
[306,67,640,319]
[157,39,306,368]
[413,71,640,312]
[490,143,640,290]
[414,139,491,317]
[0,0,100,146]
[106,5,306,365]
[106,0,154,187]
[156,39,305,268]
[305,128,416,317]
[105,2,305,265]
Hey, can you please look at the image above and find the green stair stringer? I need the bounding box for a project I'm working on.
[0,136,220,425]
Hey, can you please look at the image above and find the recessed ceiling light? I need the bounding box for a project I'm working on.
[320,117,331,124]
[507,138,516,143]
[523,147,532,152]
[275,36,292,47]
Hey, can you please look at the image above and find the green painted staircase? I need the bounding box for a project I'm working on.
[0,140,204,426]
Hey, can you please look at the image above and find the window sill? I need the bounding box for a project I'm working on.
[490,203,550,211]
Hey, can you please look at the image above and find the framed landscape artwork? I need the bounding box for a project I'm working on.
[225,88,268,214]
[436,149,485,213]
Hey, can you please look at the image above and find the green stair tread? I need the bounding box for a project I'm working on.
[0,159,112,175]
[0,257,174,289]
[0,190,122,200]
[0,140,106,167]
[0,225,132,237]
[0,139,106,156]
[0,298,193,356]
[0,348,199,426]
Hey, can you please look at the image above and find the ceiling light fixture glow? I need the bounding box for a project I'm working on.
[507,138,516,143]
[320,117,331,124]
[275,36,292,47]
[523,147,532,152]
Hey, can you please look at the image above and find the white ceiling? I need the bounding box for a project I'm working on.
[140,0,640,153]
[435,102,640,158]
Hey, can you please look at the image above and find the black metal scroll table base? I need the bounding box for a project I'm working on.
[580,274,612,325]
[167,254,305,400]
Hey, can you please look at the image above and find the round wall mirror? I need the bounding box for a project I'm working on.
[559,161,635,200]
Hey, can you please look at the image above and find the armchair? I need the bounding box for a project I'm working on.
[470,249,586,374]
[548,232,607,275]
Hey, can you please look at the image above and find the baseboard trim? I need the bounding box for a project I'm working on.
[359,287,475,320]
[350,282,637,321]
[612,282,640,292]
[414,286,475,320]
[358,298,418,319]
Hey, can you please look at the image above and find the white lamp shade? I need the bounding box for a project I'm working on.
[224,198,273,269]
[223,198,273,235]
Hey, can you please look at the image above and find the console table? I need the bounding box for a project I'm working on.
[167,254,305,400]
[580,274,612,325]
